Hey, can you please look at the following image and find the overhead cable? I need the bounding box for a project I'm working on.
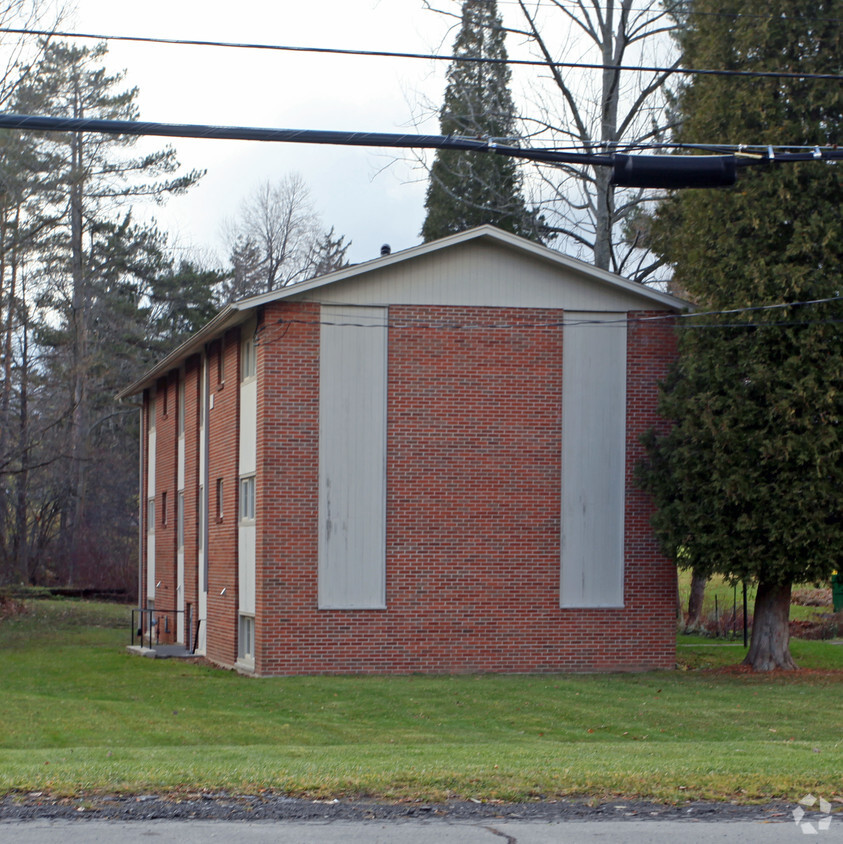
[0,113,840,190]
[2,27,841,81]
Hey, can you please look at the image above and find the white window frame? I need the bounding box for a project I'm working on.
[177,378,185,436]
[147,498,155,534]
[198,485,204,551]
[239,475,256,523]
[177,491,185,550]
[238,614,255,666]
[241,333,256,381]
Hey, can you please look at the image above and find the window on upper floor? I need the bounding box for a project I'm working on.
[177,492,185,549]
[178,378,185,436]
[241,333,256,381]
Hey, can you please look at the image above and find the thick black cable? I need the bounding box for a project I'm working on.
[2,113,843,172]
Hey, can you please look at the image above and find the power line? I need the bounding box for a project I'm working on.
[1,113,839,191]
[263,295,843,333]
[2,27,842,82]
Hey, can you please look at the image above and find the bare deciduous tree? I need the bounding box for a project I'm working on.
[222,174,323,299]
[423,0,679,281]
[513,0,679,281]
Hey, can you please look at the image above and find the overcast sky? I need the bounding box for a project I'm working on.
[69,0,456,266]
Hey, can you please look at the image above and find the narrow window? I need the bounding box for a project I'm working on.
[177,492,185,549]
[147,499,155,534]
[178,378,185,436]
[198,485,204,551]
[238,614,255,664]
[239,475,256,522]
[161,491,168,526]
[216,478,224,520]
[241,333,256,381]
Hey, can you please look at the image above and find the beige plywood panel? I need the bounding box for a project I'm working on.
[177,437,185,491]
[302,242,672,313]
[239,378,257,476]
[147,428,156,496]
[146,536,155,601]
[560,313,627,608]
[177,550,185,642]
[318,305,388,609]
[238,524,256,615]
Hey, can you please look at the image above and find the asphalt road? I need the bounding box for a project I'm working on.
[1,818,841,843]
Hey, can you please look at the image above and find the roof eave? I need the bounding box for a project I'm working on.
[115,303,246,400]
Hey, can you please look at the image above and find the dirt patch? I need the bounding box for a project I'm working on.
[0,792,810,823]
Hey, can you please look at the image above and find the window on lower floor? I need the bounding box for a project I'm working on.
[239,475,256,523]
[238,614,255,665]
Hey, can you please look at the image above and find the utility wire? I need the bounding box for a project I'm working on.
[265,295,843,333]
[2,27,842,81]
[1,114,841,177]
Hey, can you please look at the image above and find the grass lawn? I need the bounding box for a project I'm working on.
[0,599,841,803]
[676,572,834,625]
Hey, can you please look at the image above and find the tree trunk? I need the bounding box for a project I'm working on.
[593,2,621,272]
[742,579,797,671]
[68,118,88,586]
[14,281,29,583]
[686,569,707,629]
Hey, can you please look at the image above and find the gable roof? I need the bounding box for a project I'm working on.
[118,225,687,400]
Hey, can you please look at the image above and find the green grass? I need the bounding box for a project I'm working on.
[1,599,841,803]
[676,572,834,625]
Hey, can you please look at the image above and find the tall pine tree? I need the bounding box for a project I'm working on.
[421,0,540,242]
[638,0,843,670]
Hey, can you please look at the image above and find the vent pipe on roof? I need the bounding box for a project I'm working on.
[380,244,391,257]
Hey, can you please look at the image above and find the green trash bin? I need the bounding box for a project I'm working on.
[833,573,843,613]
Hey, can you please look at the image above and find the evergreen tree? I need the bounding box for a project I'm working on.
[421,0,540,242]
[0,41,203,588]
[307,226,351,278]
[638,0,843,670]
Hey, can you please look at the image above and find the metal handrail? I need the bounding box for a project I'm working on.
[132,605,196,653]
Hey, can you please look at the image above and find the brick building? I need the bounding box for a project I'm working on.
[119,225,683,674]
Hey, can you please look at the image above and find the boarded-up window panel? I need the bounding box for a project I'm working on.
[318,305,388,609]
[560,313,627,608]
[238,524,256,615]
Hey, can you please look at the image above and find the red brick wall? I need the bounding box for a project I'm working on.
[182,355,202,647]
[152,372,178,640]
[140,388,150,616]
[255,303,321,674]
[205,331,241,667]
[245,302,678,675]
[623,311,678,667]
